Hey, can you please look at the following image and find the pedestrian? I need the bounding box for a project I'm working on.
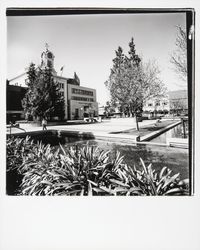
[42,118,47,130]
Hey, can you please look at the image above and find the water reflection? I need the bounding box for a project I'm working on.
[151,124,187,143]
[12,131,189,182]
[64,139,189,179]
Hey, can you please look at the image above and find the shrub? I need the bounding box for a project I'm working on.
[6,136,189,196]
[7,136,34,171]
[6,136,36,194]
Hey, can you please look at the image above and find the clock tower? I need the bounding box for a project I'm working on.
[41,43,57,74]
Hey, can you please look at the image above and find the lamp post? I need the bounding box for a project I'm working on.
[88,104,93,118]
[181,117,186,138]
[80,107,84,119]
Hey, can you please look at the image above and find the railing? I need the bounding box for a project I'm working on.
[7,124,26,136]
[181,117,188,139]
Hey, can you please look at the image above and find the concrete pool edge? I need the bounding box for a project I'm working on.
[6,120,184,147]
[6,127,190,149]
[140,121,181,142]
[166,138,188,149]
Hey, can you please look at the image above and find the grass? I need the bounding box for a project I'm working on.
[111,120,179,137]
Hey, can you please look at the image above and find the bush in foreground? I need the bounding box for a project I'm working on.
[7,136,189,196]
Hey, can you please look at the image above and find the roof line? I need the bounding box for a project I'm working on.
[9,72,26,81]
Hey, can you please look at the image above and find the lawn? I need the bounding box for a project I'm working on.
[115,120,179,137]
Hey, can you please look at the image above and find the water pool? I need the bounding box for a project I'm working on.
[150,124,188,143]
[12,131,189,180]
[62,139,189,179]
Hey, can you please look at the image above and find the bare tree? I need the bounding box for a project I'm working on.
[140,60,166,101]
[170,26,187,82]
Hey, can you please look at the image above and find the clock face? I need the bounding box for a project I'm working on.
[47,52,53,59]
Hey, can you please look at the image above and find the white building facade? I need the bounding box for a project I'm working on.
[8,45,98,120]
[68,84,98,120]
[143,96,170,116]
[143,90,188,117]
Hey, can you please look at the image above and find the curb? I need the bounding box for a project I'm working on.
[140,121,181,142]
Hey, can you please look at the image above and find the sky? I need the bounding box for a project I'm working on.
[7,12,187,105]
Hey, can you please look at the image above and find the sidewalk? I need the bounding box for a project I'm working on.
[14,118,155,134]
[7,118,183,145]
[7,118,157,142]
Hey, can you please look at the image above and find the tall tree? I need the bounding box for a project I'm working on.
[170,26,187,82]
[22,63,37,120]
[105,38,165,130]
[22,63,65,121]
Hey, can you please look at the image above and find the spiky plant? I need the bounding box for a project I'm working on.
[6,136,189,196]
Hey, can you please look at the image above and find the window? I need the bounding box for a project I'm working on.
[155,102,160,106]
[163,102,168,105]
[72,96,94,102]
[58,82,64,89]
[72,88,93,96]
[148,103,152,106]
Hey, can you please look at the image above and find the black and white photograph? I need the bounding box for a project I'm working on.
[1,1,200,250]
[6,8,194,196]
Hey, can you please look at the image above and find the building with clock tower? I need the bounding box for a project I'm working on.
[40,43,57,75]
[7,44,98,122]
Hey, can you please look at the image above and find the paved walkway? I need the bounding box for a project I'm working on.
[7,118,185,147]
[8,118,156,136]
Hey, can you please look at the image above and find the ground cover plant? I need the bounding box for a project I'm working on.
[7,136,189,196]
[112,119,179,136]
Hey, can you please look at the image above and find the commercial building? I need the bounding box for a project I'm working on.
[8,45,98,121]
[143,90,188,116]
[143,96,170,117]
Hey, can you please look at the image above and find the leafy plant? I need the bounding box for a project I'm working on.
[6,136,36,194]
[6,136,189,196]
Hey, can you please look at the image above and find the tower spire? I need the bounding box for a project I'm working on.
[45,43,49,51]
[40,44,57,75]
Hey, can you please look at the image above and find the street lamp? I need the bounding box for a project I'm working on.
[80,106,84,119]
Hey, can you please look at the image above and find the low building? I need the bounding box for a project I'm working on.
[8,45,98,120]
[143,96,170,117]
[68,84,98,120]
[143,90,188,117]
[6,83,27,123]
